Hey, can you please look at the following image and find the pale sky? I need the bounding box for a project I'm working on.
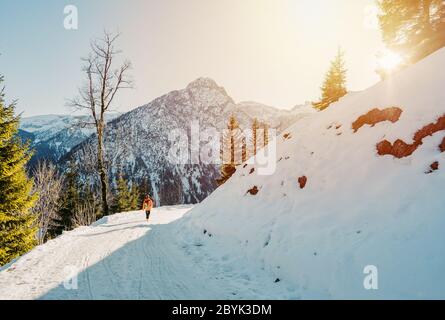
[0,0,384,116]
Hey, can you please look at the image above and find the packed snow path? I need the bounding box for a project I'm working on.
[0,206,291,300]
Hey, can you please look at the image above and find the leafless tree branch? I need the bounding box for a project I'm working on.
[31,161,64,244]
[67,31,132,215]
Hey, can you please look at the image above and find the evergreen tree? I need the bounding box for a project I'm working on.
[227,116,240,165]
[112,174,139,213]
[241,136,247,163]
[251,118,259,156]
[129,183,140,210]
[112,174,131,213]
[263,123,269,148]
[49,163,79,237]
[314,49,347,111]
[217,115,243,185]
[0,76,37,266]
[138,178,152,203]
[378,0,445,64]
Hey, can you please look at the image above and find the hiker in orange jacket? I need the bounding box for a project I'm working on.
[142,195,154,221]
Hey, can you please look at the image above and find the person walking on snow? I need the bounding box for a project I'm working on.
[142,195,154,221]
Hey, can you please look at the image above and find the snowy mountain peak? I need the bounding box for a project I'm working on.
[183,78,234,108]
[186,77,220,90]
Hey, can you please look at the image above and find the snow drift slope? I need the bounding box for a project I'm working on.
[177,48,445,299]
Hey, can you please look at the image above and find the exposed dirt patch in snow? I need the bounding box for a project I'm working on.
[246,186,259,195]
[283,133,292,140]
[352,107,402,133]
[376,139,419,158]
[430,161,439,171]
[439,137,445,152]
[298,176,307,189]
[377,113,445,158]
[426,161,440,174]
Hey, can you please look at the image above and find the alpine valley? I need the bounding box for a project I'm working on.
[20,78,314,206]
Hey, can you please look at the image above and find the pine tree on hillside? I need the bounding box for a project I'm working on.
[0,77,37,266]
[241,136,247,163]
[138,178,153,203]
[217,115,243,185]
[129,183,140,211]
[228,116,240,165]
[251,118,259,156]
[314,49,347,111]
[263,123,269,148]
[49,163,79,237]
[112,173,132,213]
[378,0,445,64]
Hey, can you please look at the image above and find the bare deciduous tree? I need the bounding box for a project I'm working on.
[69,31,132,216]
[31,161,64,244]
[73,201,97,227]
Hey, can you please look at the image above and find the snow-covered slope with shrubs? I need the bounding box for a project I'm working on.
[177,49,445,299]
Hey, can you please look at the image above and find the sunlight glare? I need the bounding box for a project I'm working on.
[378,50,403,72]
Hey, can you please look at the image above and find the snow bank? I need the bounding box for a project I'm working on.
[177,48,445,299]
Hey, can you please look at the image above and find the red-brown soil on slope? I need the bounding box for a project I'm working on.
[352,107,403,133]
[377,114,445,158]
[298,176,307,189]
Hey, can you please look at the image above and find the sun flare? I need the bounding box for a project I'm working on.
[378,50,403,72]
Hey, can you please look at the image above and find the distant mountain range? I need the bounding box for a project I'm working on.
[19,114,121,167]
[20,78,315,205]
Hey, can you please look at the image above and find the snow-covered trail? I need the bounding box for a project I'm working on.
[0,206,262,300]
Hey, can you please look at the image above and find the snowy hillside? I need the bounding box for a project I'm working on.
[64,78,311,206]
[176,49,445,299]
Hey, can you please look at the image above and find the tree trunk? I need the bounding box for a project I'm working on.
[97,123,109,216]
[263,125,269,147]
[242,137,247,163]
[422,0,433,36]
[230,133,235,165]
[253,125,257,155]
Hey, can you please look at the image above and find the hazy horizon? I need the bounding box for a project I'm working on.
[0,0,383,117]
